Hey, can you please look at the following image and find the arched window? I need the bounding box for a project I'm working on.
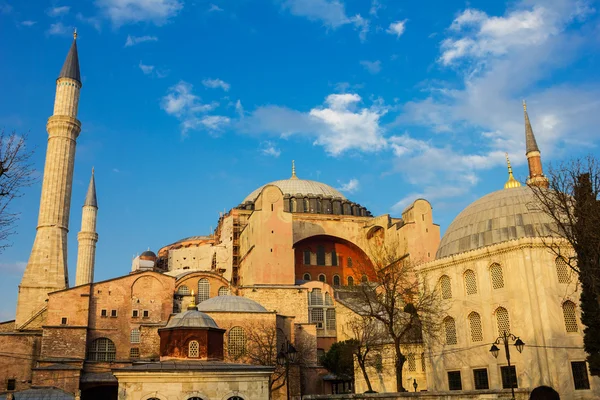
[333,275,341,286]
[316,246,325,265]
[218,286,229,296]
[228,397,244,400]
[188,397,205,400]
[318,274,326,282]
[444,317,457,345]
[490,263,505,289]
[197,279,210,303]
[464,270,477,295]
[347,257,353,268]
[228,327,246,358]
[331,251,338,266]
[310,288,323,305]
[556,257,570,284]
[178,285,190,295]
[361,274,368,283]
[495,307,510,336]
[439,275,452,299]
[562,301,578,332]
[211,253,217,270]
[324,293,333,305]
[303,198,310,213]
[347,276,354,286]
[291,198,297,212]
[188,340,199,358]
[303,273,311,281]
[88,338,116,361]
[130,328,140,344]
[468,312,483,342]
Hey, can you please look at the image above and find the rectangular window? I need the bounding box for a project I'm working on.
[326,309,336,330]
[447,371,462,390]
[129,348,140,358]
[7,379,16,391]
[132,310,139,318]
[316,246,325,266]
[473,368,489,390]
[331,251,338,266]
[110,310,117,317]
[572,361,590,390]
[303,250,311,265]
[501,366,518,389]
[317,348,325,366]
[143,310,149,318]
[101,309,108,317]
[61,317,68,325]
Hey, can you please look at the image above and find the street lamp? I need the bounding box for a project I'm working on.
[489,331,525,400]
[277,340,298,400]
[412,379,418,392]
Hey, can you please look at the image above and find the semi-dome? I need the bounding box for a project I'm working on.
[197,295,268,313]
[436,186,557,259]
[165,309,219,329]
[244,178,346,203]
[140,250,157,261]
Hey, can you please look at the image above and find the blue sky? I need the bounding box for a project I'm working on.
[1,0,599,319]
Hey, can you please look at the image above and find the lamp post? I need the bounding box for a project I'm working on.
[277,340,298,400]
[489,331,525,400]
[412,378,418,392]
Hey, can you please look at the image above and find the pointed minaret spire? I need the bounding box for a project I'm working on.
[522,100,549,188]
[58,29,81,84]
[291,160,298,179]
[75,169,99,286]
[504,153,521,189]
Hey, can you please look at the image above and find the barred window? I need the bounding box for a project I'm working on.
[303,273,311,281]
[496,307,510,336]
[310,308,324,325]
[347,257,353,268]
[556,257,570,283]
[310,289,323,306]
[197,279,210,303]
[473,368,489,390]
[407,354,416,371]
[347,276,354,286]
[88,338,116,362]
[571,361,590,390]
[130,328,140,344]
[469,312,483,342]
[129,348,140,359]
[318,274,326,282]
[188,340,199,358]
[325,293,333,305]
[326,309,336,330]
[228,327,246,358]
[500,366,518,389]
[421,352,426,372]
[444,317,457,345]
[490,263,505,289]
[464,269,477,295]
[333,275,341,286]
[440,275,452,299]
[218,286,229,296]
[563,301,578,332]
[304,250,311,265]
[211,252,217,269]
[448,371,462,390]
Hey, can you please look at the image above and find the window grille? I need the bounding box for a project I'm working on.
[218,286,229,296]
[332,251,338,266]
[556,257,570,283]
[130,329,140,344]
[347,257,353,267]
[407,354,416,371]
[211,253,217,269]
[318,274,326,282]
[333,275,340,286]
[197,279,210,303]
[317,246,325,265]
[324,293,333,305]
[448,371,462,390]
[88,338,116,362]
[303,273,311,281]
[7,379,16,391]
[571,361,590,390]
[129,348,140,359]
[496,307,510,336]
[310,308,324,325]
[563,301,578,332]
[347,276,354,286]
[500,366,518,389]
[421,353,426,372]
[444,317,457,345]
[464,269,477,295]
[326,309,336,330]
[178,285,190,295]
[304,250,311,265]
[490,263,505,289]
[310,289,323,305]
[473,368,489,390]
[188,340,199,358]
[469,312,483,342]
[440,275,452,299]
[228,327,246,358]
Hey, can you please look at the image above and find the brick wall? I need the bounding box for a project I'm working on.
[0,333,41,392]
[41,327,87,359]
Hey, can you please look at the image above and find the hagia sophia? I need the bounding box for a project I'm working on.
[0,35,598,400]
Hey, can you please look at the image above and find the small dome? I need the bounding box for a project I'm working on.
[436,186,558,259]
[244,179,346,203]
[165,309,219,329]
[140,250,157,261]
[197,295,268,313]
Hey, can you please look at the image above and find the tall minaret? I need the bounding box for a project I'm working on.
[523,100,549,188]
[16,32,82,328]
[75,169,98,286]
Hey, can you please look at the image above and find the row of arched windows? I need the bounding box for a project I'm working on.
[301,273,367,286]
[148,397,243,400]
[438,263,505,299]
[176,281,229,300]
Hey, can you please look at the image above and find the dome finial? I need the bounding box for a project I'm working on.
[523,99,526,112]
[188,290,197,310]
[73,28,77,40]
[504,153,521,189]
[291,160,298,179]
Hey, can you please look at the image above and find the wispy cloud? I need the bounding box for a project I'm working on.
[21,20,36,27]
[139,61,154,74]
[0,261,26,276]
[46,22,71,36]
[235,100,244,118]
[200,115,231,131]
[47,6,70,17]
[202,78,231,91]
[208,4,223,12]
[96,0,183,26]
[125,34,158,47]
[77,13,102,31]
[260,141,281,157]
[369,0,383,17]
[360,60,381,74]
[338,178,359,193]
[387,19,407,38]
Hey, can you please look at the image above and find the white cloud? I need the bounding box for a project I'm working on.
[208,4,223,12]
[360,60,381,74]
[21,20,36,26]
[387,19,407,38]
[138,61,154,74]
[96,0,183,26]
[47,6,70,17]
[47,22,70,36]
[125,35,158,47]
[369,0,382,17]
[202,78,231,92]
[199,115,230,131]
[235,100,244,118]
[77,13,102,31]
[260,141,281,157]
[338,178,359,193]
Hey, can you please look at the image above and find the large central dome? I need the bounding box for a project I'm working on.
[244,178,346,203]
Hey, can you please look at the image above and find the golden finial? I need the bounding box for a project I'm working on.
[291,160,298,179]
[187,290,197,310]
[504,153,521,189]
[73,28,77,40]
[522,99,527,112]
[91,166,94,176]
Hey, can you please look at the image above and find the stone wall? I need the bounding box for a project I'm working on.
[302,389,531,399]
[0,332,41,392]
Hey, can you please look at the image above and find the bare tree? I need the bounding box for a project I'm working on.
[346,244,445,392]
[0,129,35,252]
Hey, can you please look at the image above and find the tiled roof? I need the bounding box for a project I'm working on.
[197,295,268,313]
[0,388,74,399]
[58,39,80,83]
[244,179,346,203]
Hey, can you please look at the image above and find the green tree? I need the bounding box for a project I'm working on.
[320,340,356,380]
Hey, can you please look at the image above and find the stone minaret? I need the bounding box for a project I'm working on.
[75,169,98,286]
[523,100,549,188]
[16,33,82,328]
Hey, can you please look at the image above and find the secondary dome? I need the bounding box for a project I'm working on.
[436,186,557,259]
[165,309,219,329]
[197,295,268,313]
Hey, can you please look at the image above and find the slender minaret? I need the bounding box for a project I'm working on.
[523,100,549,188]
[75,169,98,286]
[16,32,82,328]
